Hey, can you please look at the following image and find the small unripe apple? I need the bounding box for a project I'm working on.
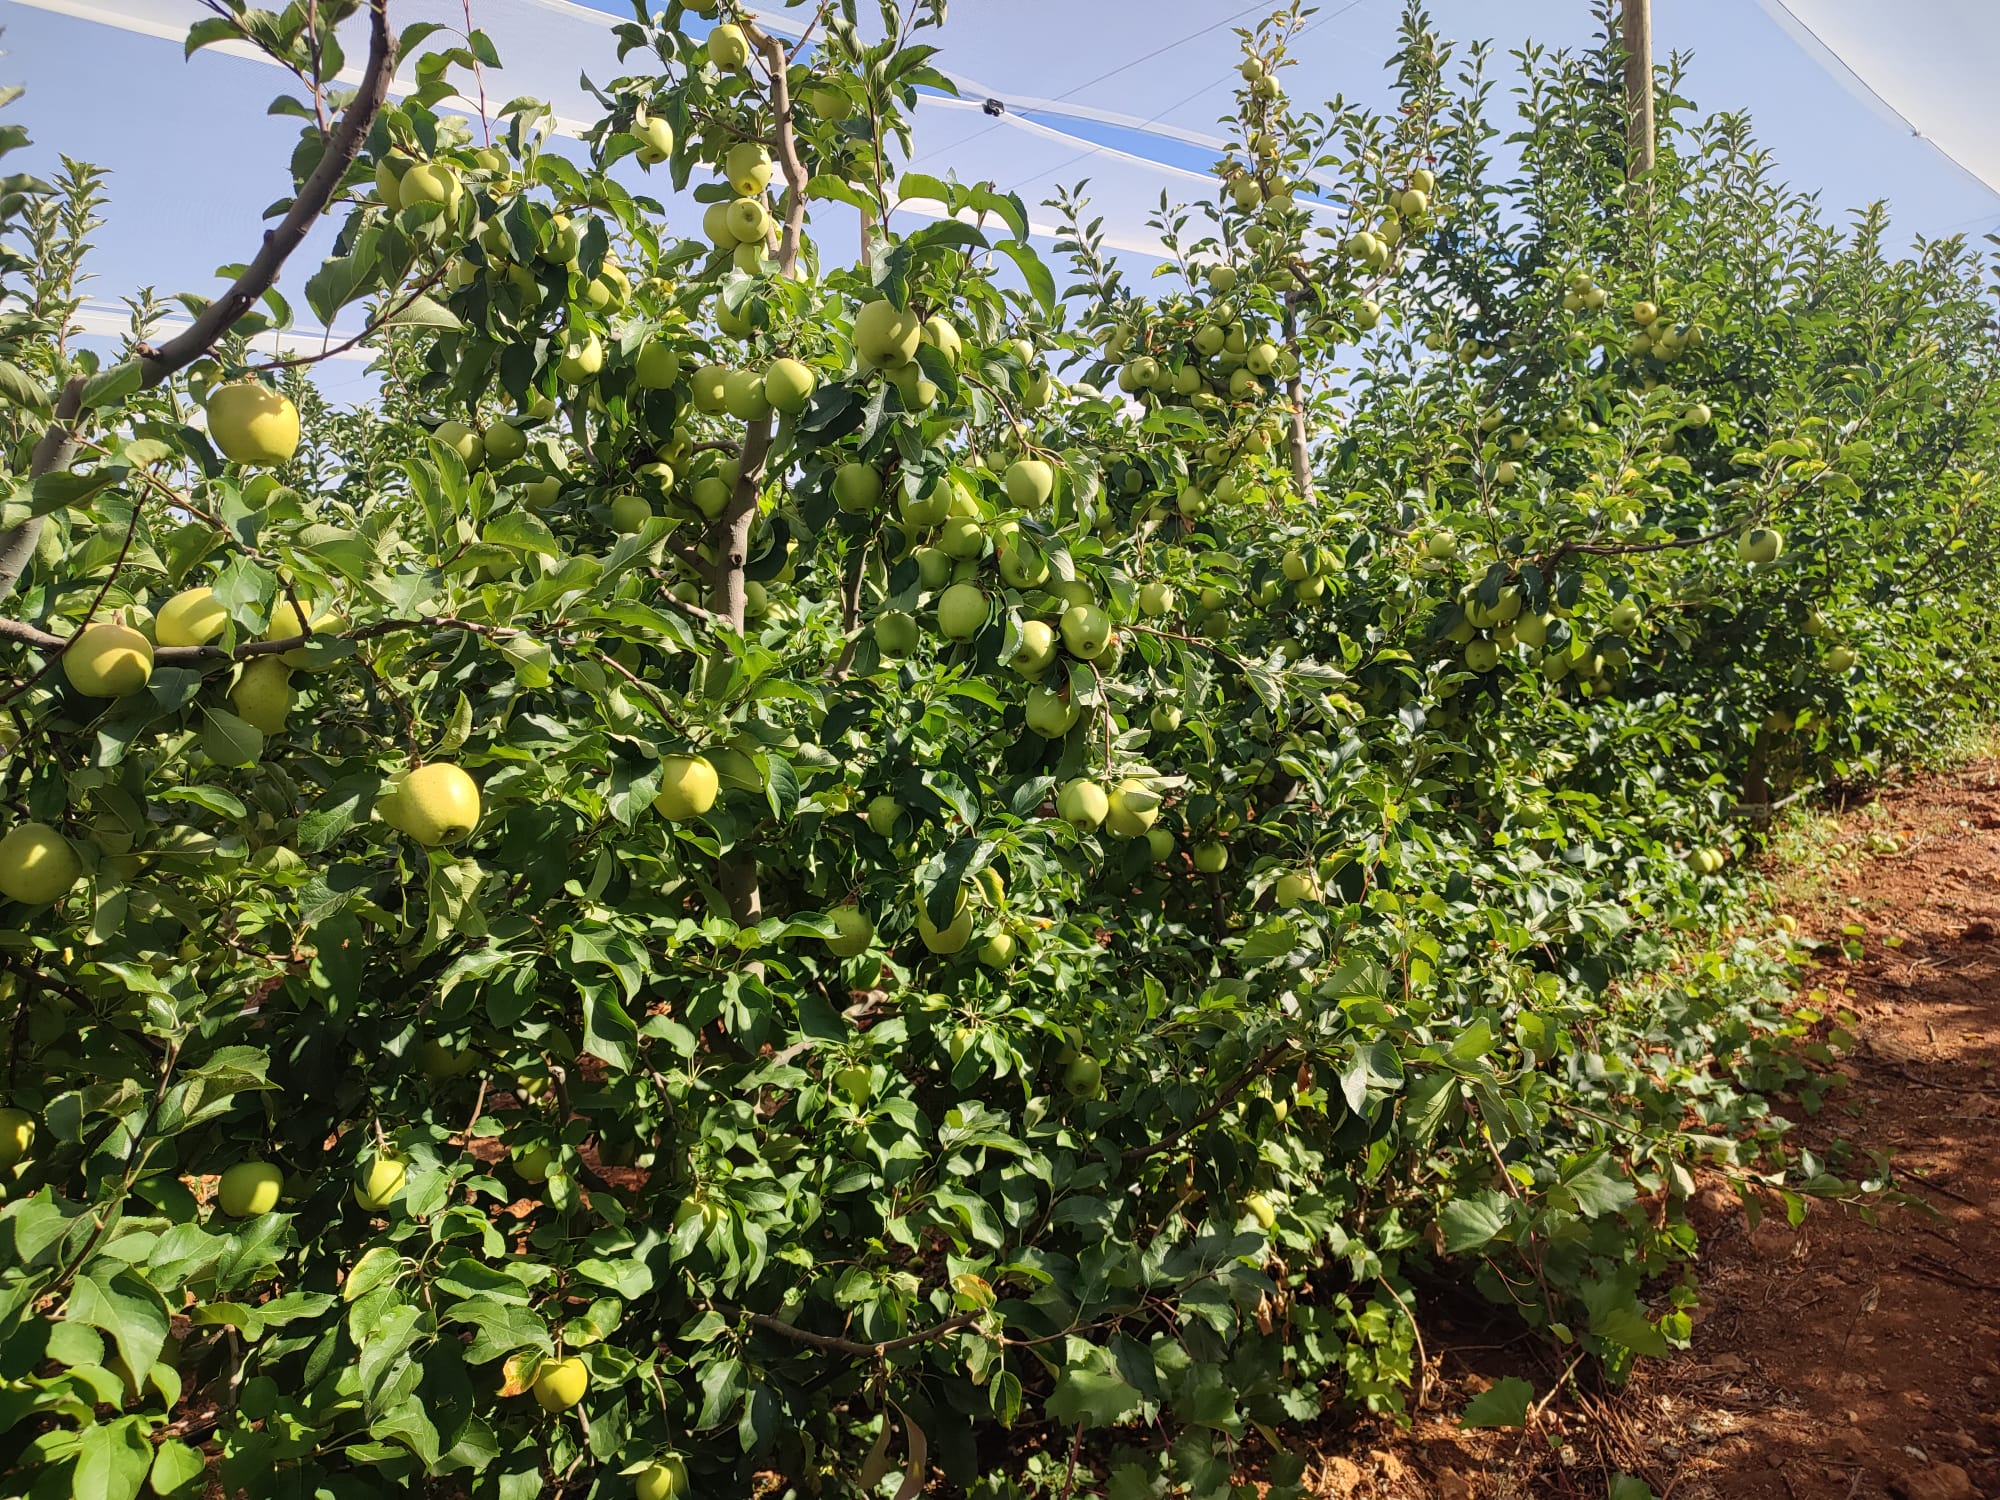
[1273,869,1320,908]
[1012,620,1057,677]
[230,658,293,736]
[609,494,653,533]
[1060,604,1112,660]
[832,462,882,512]
[1243,1192,1277,1229]
[0,820,78,909]
[1062,1056,1102,1097]
[723,369,773,422]
[483,421,527,466]
[1024,685,1078,736]
[874,610,918,657]
[217,1160,284,1217]
[916,887,973,953]
[723,141,771,195]
[514,1144,554,1182]
[1104,778,1162,839]
[1146,828,1175,863]
[763,358,816,414]
[1735,527,1784,565]
[636,1457,690,1500]
[1193,840,1229,874]
[1608,601,1643,635]
[556,333,604,384]
[977,931,1017,969]
[1827,645,1858,671]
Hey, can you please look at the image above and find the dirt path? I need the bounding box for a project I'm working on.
[1298,759,2000,1499]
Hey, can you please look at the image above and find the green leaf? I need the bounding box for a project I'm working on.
[149,1439,207,1497]
[66,1272,169,1390]
[381,293,463,330]
[996,240,1055,315]
[1459,1375,1534,1429]
[1437,1190,1512,1253]
[1044,1341,1144,1429]
[74,1415,152,1500]
[0,359,50,413]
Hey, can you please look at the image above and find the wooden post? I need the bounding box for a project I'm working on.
[1622,0,1655,178]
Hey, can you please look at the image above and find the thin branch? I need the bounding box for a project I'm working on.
[0,0,399,603]
[725,1306,977,1357]
[1120,1045,1293,1165]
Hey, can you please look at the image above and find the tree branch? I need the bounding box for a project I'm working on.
[724,1306,977,1358]
[0,0,399,604]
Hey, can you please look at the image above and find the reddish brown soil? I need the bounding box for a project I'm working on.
[1290,760,2000,1499]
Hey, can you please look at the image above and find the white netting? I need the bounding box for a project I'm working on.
[9,0,1995,401]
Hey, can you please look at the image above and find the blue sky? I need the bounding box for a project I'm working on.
[2,0,1993,405]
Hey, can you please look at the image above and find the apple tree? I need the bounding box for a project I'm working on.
[1,1,1997,1496]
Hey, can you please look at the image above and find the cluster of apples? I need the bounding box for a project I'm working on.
[1340,167,1436,274]
[1417,532,1648,696]
[0,576,487,911]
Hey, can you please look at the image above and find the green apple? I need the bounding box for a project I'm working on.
[833,462,883,512]
[636,1456,690,1500]
[977,931,1017,969]
[206,382,303,468]
[1060,604,1112,660]
[218,1160,284,1217]
[609,493,652,533]
[655,754,719,821]
[1103,778,1162,839]
[853,299,921,365]
[354,1154,407,1211]
[874,610,918,658]
[1736,527,1784,565]
[1062,1056,1102,1097]
[1005,459,1054,509]
[62,619,152,699]
[1193,840,1229,874]
[825,906,875,957]
[865,795,903,837]
[515,1144,554,1182]
[0,1107,33,1168]
[1056,778,1109,831]
[533,1355,589,1412]
[1146,828,1175,862]
[1011,620,1057,677]
[937,583,988,641]
[635,341,682,389]
[916,886,974,953]
[1273,869,1320,908]
[724,141,772,195]
[1024,685,1079,736]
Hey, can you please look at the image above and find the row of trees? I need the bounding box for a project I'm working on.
[1,0,1995,1494]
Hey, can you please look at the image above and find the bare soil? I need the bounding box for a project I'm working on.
[1292,759,2000,1500]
